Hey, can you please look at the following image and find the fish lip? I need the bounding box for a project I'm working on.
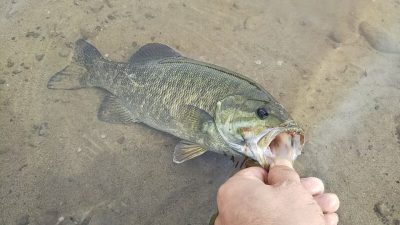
[259,125,305,148]
[254,121,305,167]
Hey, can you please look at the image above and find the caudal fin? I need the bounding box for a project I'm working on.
[74,39,104,67]
[47,39,103,90]
[47,63,88,89]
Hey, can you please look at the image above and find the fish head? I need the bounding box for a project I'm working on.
[215,95,304,168]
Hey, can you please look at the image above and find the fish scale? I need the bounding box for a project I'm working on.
[47,39,304,167]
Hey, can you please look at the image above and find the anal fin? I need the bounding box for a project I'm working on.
[173,140,207,163]
[97,94,138,124]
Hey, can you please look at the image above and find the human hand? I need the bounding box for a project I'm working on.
[215,159,340,225]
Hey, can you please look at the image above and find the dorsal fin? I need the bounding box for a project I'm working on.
[159,57,271,97]
[129,43,181,63]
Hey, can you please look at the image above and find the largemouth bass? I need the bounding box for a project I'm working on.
[48,39,304,167]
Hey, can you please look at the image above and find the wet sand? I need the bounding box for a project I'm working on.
[1,0,400,224]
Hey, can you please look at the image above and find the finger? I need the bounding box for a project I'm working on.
[314,193,340,213]
[268,159,300,185]
[233,166,268,183]
[324,213,339,225]
[301,177,324,195]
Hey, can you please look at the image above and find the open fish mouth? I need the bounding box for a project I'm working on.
[246,121,305,167]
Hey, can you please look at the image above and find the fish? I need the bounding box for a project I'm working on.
[47,39,304,168]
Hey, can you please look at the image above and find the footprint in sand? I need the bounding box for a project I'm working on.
[359,21,400,54]
[374,202,400,225]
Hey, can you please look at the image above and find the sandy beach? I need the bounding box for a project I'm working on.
[1,0,399,224]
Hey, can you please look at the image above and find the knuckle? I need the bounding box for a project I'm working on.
[216,181,235,208]
[216,184,227,202]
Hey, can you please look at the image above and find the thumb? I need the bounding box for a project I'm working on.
[234,166,268,183]
[267,159,301,185]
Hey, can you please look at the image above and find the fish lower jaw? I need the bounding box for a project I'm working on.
[261,146,275,166]
[261,132,303,165]
[256,143,301,168]
[243,130,303,167]
[269,145,300,162]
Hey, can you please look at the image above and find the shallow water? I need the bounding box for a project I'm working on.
[1,0,400,224]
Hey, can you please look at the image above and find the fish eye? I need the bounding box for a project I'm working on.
[256,107,269,119]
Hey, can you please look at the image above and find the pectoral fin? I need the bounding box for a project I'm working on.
[97,94,138,124]
[173,140,207,163]
[179,105,214,133]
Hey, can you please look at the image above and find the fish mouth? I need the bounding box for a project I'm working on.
[250,121,305,167]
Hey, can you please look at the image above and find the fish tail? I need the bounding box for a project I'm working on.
[47,39,104,90]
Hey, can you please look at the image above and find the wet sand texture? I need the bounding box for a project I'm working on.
[1,0,400,224]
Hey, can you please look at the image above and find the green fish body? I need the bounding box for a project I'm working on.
[48,39,304,167]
